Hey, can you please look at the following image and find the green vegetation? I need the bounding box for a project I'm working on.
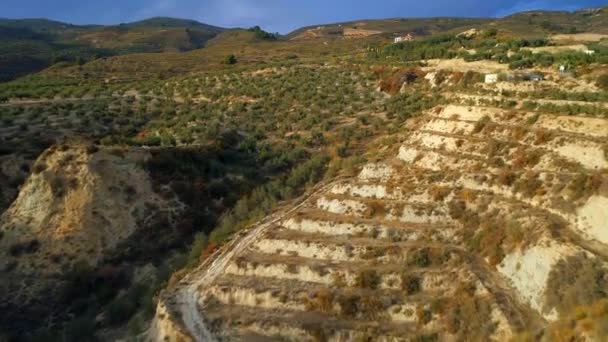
[373,31,608,70]
[0,18,225,81]
[209,154,329,244]
[224,54,238,64]
[598,74,608,90]
[355,269,381,289]
[248,26,278,41]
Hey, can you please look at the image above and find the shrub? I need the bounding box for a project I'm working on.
[513,172,542,198]
[442,283,495,339]
[597,74,608,90]
[448,200,480,228]
[429,186,450,202]
[307,289,334,313]
[401,274,422,295]
[49,175,66,197]
[363,200,386,218]
[9,239,40,256]
[32,162,47,174]
[248,26,277,41]
[545,253,608,317]
[187,232,208,266]
[63,315,96,342]
[337,293,360,317]
[224,54,238,65]
[107,296,137,325]
[355,270,381,289]
[497,169,517,187]
[472,116,490,134]
[416,306,433,325]
[567,173,602,201]
[511,148,541,168]
[408,248,431,268]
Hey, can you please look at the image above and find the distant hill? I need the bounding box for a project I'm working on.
[0,17,226,81]
[287,6,608,41]
[124,17,224,30]
[2,5,608,81]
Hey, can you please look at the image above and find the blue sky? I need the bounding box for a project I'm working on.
[2,0,607,33]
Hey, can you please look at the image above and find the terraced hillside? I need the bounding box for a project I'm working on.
[151,103,608,341]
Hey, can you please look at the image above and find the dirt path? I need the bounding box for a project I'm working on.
[467,255,545,333]
[168,179,339,341]
[0,93,170,107]
[448,93,608,109]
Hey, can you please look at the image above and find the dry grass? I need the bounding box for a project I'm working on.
[472,116,491,134]
[534,129,554,145]
[439,283,496,340]
[511,148,541,169]
[497,169,517,187]
[429,186,451,202]
[545,253,608,317]
[567,173,603,201]
[363,200,387,218]
[378,68,426,94]
[539,299,608,342]
[306,288,335,313]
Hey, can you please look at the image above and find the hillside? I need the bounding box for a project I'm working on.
[1,4,608,341]
[151,71,608,341]
[2,6,608,82]
[0,17,225,82]
[288,6,608,41]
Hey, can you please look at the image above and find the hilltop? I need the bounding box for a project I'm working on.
[0,17,226,81]
[1,6,607,82]
[288,6,608,41]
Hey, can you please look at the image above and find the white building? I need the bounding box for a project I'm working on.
[394,33,414,44]
[485,74,498,84]
[584,50,596,55]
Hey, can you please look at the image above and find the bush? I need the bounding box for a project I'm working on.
[472,116,490,134]
[209,154,328,244]
[32,162,47,174]
[187,232,208,266]
[408,248,431,267]
[49,175,66,197]
[107,296,137,325]
[8,239,40,256]
[63,315,96,342]
[337,293,360,317]
[416,306,432,325]
[355,270,381,289]
[401,274,421,295]
[597,74,608,90]
[224,54,237,65]
[442,283,495,339]
[545,253,608,316]
[248,26,277,41]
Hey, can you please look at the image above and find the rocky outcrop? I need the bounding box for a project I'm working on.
[0,144,182,323]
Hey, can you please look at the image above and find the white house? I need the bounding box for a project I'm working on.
[485,74,498,84]
[394,33,414,44]
[584,50,596,55]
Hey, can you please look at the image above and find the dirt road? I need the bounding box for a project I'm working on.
[169,180,338,341]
